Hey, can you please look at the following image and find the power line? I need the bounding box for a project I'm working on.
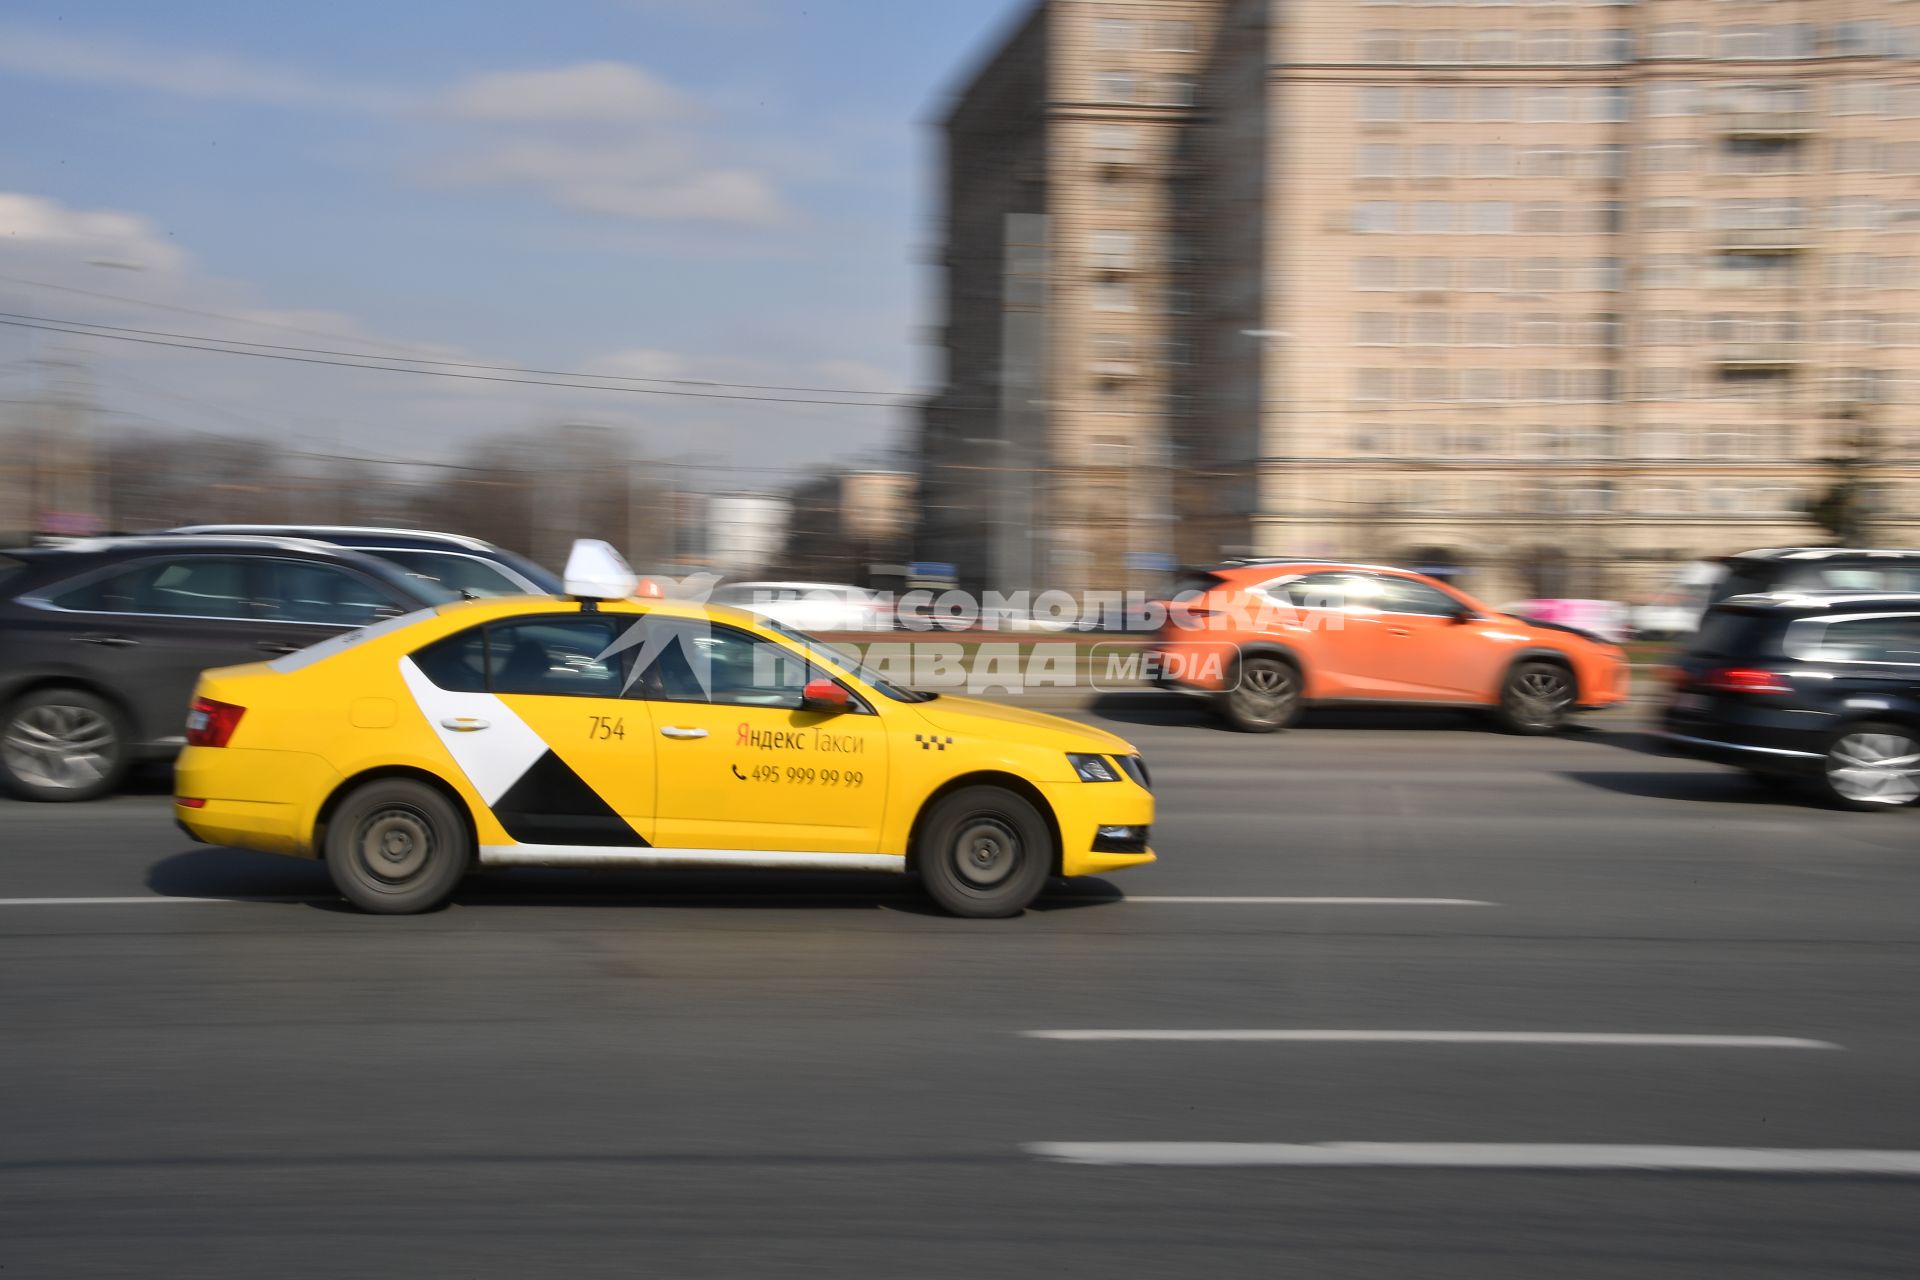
[0,280,915,396]
[0,316,909,408]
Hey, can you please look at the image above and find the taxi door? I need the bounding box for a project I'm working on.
[636,619,889,853]
[480,614,657,845]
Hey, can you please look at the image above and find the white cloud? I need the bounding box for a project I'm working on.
[430,137,786,227]
[0,193,187,273]
[442,62,690,124]
[0,22,398,111]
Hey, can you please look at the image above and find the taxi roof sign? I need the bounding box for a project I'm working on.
[563,539,639,601]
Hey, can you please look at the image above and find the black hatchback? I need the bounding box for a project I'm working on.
[0,536,452,801]
[1662,592,1920,809]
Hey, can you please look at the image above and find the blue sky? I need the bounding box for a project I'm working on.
[0,0,1025,474]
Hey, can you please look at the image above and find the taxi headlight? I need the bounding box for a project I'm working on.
[1068,753,1121,783]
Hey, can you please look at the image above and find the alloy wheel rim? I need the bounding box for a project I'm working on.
[1238,662,1295,714]
[2,705,115,790]
[1511,668,1572,726]
[1827,733,1920,805]
[355,807,435,882]
[952,817,1020,888]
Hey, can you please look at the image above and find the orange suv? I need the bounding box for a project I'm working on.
[1147,561,1630,733]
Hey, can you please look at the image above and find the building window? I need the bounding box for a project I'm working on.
[1356,312,1397,345]
[1650,25,1702,60]
[1357,143,1402,179]
[1419,31,1463,63]
[1471,87,1515,121]
[1355,369,1394,400]
[1158,76,1196,108]
[1359,86,1401,121]
[1463,369,1505,401]
[1410,256,1453,289]
[1470,201,1514,234]
[1413,201,1454,234]
[1469,30,1516,63]
[1414,144,1455,179]
[1464,312,1508,345]
[1520,202,1566,234]
[1643,139,1698,175]
[1470,143,1513,177]
[1524,30,1573,63]
[1646,82,1700,117]
[1581,144,1628,180]
[1520,145,1569,178]
[1591,86,1631,123]
[1408,312,1449,345]
[1090,124,1138,162]
[1643,200,1695,232]
[1524,88,1571,122]
[1417,86,1459,121]
[1354,256,1398,289]
[1353,201,1400,233]
[1094,71,1137,103]
[1091,281,1136,312]
[1088,230,1137,270]
[1094,18,1136,50]
[1152,20,1197,52]
[1361,30,1405,62]
[1463,257,1509,291]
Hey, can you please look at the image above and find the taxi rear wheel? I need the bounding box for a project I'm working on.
[324,779,472,914]
[917,786,1053,919]
[1220,655,1300,733]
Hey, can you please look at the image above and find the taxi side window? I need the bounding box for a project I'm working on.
[489,619,630,697]
[1265,572,1382,612]
[632,621,815,708]
[412,628,490,692]
[410,618,632,696]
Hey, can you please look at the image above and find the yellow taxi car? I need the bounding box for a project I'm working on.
[174,543,1154,917]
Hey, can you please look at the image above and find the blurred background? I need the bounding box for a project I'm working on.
[3,0,1917,609]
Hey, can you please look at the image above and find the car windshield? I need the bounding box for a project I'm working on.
[760,618,934,703]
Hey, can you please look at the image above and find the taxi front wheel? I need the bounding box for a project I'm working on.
[917,786,1053,919]
[324,779,472,914]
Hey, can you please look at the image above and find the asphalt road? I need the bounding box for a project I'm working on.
[4,699,1920,1277]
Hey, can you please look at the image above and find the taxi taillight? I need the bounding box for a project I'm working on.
[186,698,246,747]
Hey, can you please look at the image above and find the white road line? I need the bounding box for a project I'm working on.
[1023,1030,1841,1049]
[0,895,319,906]
[1028,1143,1920,1174]
[1121,896,1493,906]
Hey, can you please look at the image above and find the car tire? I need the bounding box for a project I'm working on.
[1495,660,1576,735]
[1816,721,1920,812]
[1219,654,1301,733]
[324,779,472,914]
[916,785,1054,918]
[0,687,130,802]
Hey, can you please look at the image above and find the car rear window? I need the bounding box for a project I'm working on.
[1684,606,1783,661]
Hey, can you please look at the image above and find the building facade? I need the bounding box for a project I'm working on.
[927,0,1920,602]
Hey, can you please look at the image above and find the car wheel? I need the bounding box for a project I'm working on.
[324,779,472,914]
[1220,655,1300,733]
[1495,660,1576,735]
[1817,723,1920,811]
[917,785,1054,918]
[0,688,129,802]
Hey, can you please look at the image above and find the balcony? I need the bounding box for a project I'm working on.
[1709,342,1805,369]
[1717,227,1810,253]
[1089,359,1142,379]
[1720,110,1816,139]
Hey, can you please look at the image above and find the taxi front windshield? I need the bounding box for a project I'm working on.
[761,619,935,703]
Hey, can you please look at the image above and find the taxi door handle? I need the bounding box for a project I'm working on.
[80,633,139,648]
[440,717,490,732]
[660,726,708,740]
[1386,626,1412,637]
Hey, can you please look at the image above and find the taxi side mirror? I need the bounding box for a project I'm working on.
[1450,606,1476,625]
[801,678,851,713]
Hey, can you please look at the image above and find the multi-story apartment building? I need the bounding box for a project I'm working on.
[924,0,1920,601]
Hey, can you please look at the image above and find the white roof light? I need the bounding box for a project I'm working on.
[563,539,638,600]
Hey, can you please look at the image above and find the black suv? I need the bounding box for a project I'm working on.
[0,536,452,801]
[169,525,563,598]
[1663,592,1920,809]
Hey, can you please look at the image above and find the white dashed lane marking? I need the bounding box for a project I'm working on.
[1027,1143,1920,1174]
[1024,1030,1841,1049]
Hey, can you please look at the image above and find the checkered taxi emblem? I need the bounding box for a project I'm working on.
[915,734,953,751]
